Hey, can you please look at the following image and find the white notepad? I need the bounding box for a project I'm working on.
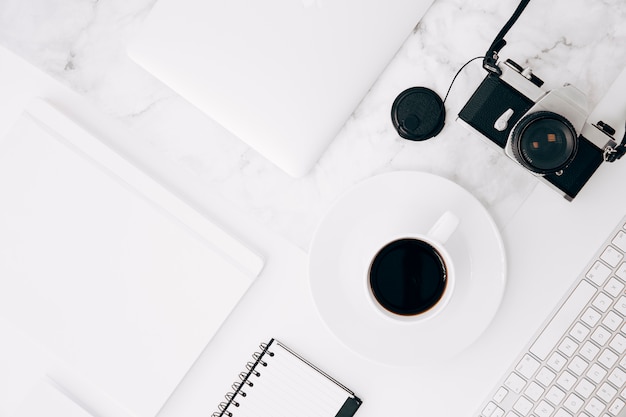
[0,100,264,417]
[213,339,362,417]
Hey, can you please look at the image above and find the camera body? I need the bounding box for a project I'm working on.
[458,59,618,200]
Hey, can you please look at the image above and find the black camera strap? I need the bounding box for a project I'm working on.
[483,0,531,75]
[483,1,626,165]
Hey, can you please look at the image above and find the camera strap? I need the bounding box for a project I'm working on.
[604,124,626,163]
[483,0,531,75]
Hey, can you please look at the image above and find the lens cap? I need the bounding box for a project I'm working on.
[391,87,445,141]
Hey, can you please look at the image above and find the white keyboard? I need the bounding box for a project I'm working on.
[477,216,626,417]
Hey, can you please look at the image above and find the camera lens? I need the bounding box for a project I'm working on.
[510,111,578,174]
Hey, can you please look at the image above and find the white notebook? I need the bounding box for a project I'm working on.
[213,339,362,417]
[0,100,264,417]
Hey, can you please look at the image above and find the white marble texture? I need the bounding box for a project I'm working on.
[0,0,624,250]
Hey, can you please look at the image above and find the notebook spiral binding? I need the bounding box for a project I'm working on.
[212,342,275,417]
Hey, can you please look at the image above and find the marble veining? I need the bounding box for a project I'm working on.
[0,0,624,249]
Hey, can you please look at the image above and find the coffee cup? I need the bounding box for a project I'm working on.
[367,211,459,322]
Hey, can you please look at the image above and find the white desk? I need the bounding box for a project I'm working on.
[0,0,625,416]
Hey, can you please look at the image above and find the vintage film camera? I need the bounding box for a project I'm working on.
[391,0,625,200]
[456,0,625,200]
[458,58,625,200]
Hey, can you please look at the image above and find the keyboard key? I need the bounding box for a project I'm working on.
[609,398,625,415]
[524,381,544,401]
[492,407,505,417]
[598,383,618,403]
[587,261,612,286]
[564,393,584,413]
[592,326,612,345]
[612,230,626,252]
[516,355,541,379]
[606,277,626,297]
[599,349,619,368]
[557,371,577,391]
[588,363,609,384]
[583,307,603,327]
[601,246,623,267]
[546,385,566,405]
[616,262,626,280]
[610,334,626,354]
[535,367,556,387]
[575,378,596,399]
[547,352,567,372]
[530,280,596,360]
[534,400,554,417]
[559,337,580,357]
[580,341,601,361]
[603,311,623,331]
[567,356,588,376]
[585,397,606,417]
[513,397,533,416]
[593,293,614,312]
[504,373,526,394]
[483,401,498,417]
[493,387,509,403]
[570,322,591,341]
[609,368,626,387]
[553,410,572,417]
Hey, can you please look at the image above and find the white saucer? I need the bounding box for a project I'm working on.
[308,171,506,366]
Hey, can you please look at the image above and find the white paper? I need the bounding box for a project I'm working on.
[0,101,263,417]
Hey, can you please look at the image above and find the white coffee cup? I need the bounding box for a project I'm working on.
[366,211,459,322]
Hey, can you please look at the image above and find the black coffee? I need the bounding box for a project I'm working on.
[369,238,447,316]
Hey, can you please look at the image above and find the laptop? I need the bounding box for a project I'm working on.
[127,0,436,177]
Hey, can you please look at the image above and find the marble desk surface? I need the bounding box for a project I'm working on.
[0,1,625,417]
[1,0,623,251]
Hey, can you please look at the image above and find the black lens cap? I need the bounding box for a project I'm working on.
[391,87,445,141]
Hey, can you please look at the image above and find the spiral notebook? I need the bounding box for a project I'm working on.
[213,339,362,417]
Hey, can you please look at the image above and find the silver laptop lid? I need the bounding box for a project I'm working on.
[128,0,435,177]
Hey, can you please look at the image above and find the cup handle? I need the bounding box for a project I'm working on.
[427,211,459,245]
